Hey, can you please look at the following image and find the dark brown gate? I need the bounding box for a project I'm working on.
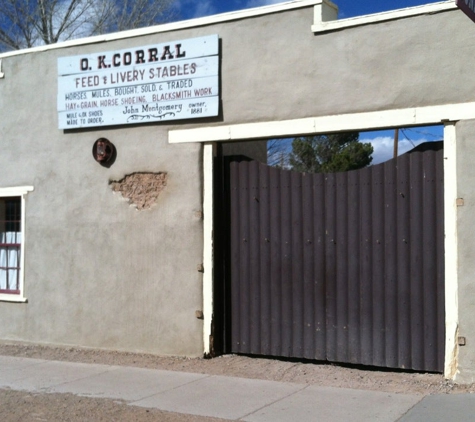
[219,142,445,372]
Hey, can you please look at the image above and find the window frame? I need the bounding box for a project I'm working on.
[0,186,34,303]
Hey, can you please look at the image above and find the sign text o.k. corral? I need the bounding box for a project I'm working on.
[57,35,219,129]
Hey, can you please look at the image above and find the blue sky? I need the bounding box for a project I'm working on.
[360,126,443,165]
[175,0,444,164]
[176,0,438,20]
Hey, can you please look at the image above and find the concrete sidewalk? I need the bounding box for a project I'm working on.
[1,355,474,421]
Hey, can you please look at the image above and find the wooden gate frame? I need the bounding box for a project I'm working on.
[169,102,474,379]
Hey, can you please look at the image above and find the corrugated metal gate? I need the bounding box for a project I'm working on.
[218,142,445,372]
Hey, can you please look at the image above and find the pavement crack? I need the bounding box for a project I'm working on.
[237,384,309,421]
[128,374,212,403]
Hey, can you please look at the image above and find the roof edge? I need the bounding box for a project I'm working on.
[313,1,456,32]
[0,0,320,59]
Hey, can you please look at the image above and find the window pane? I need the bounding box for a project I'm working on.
[0,197,21,293]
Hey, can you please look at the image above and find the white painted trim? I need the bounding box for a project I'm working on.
[202,143,215,356]
[313,1,456,32]
[19,191,28,301]
[0,294,27,303]
[0,1,456,58]
[0,186,34,196]
[0,0,320,59]
[0,186,34,303]
[176,104,465,376]
[169,102,475,144]
[444,122,459,380]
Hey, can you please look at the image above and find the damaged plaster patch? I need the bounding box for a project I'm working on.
[110,172,168,210]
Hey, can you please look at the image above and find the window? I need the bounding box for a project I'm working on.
[0,197,21,294]
[0,186,33,302]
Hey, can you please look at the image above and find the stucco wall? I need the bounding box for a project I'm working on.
[0,47,205,356]
[164,6,475,131]
[453,119,475,383]
[1,4,475,358]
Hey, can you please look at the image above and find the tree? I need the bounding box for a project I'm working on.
[288,132,373,173]
[267,138,291,169]
[0,0,176,51]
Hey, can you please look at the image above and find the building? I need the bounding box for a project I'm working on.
[1,0,475,383]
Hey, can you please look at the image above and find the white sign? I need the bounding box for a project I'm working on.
[57,35,219,129]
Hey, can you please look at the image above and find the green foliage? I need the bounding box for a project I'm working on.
[288,132,373,173]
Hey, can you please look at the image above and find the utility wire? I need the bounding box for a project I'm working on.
[400,129,417,148]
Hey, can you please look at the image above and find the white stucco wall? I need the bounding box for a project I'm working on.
[1,1,475,375]
[452,119,475,383]
[0,45,205,356]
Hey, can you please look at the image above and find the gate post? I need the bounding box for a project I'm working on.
[444,121,459,379]
[203,142,215,356]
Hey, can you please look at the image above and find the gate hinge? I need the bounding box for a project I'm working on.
[456,198,465,207]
